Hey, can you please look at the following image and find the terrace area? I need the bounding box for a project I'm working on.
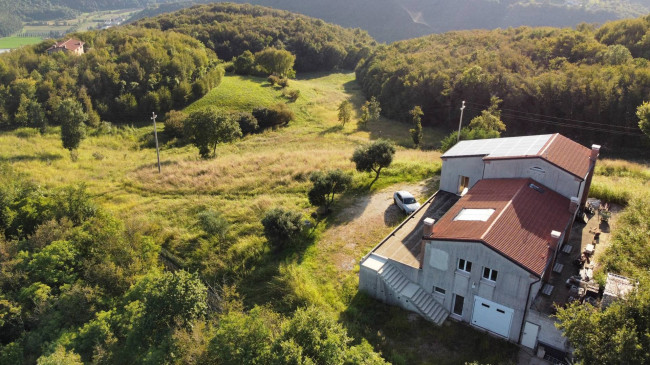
[369,190,459,268]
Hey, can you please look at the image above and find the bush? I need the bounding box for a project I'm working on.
[282,89,300,102]
[164,110,188,139]
[197,209,230,239]
[261,208,302,249]
[267,75,280,86]
[351,139,396,184]
[233,50,256,75]
[277,77,289,88]
[252,103,294,130]
[234,112,258,135]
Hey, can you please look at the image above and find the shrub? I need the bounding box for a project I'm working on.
[267,75,280,86]
[233,50,256,75]
[197,209,229,239]
[351,139,396,184]
[252,103,294,130]
[163,110,188,139]
[277,77,289,88]
[282,89,300,102]
[234,112,258,135]
[308,169,352,209]
[261,208,302,249]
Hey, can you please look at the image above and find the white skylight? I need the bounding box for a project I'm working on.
[454,208,495,222]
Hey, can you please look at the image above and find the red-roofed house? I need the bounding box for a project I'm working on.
[46,38,85,55]
[359,134,599,355]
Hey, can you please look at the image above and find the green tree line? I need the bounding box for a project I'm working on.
[355,17,650,147]
[133,3,376,73]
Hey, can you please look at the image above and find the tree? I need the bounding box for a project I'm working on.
[163,110,187,139]
[37,345,83,365]
[261,208,302,249]
[185,107,242,158]
[468,96,505,132]
[337,100,352,126]
[637,101,650,138]
[255,48,296,78]
[56,98,88,159]
[233,50,256,75]
[307,170,352,209]
[351,139,395,184]
[359,97,381,127]
[409,105,423,148]
[555,281,650,365]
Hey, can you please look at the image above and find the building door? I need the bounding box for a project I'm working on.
[471,296,514,338]
[458,176,470,195]
[452,294,464,316]
[521,322,540,349]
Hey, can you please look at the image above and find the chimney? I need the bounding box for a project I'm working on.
[570,197,579,214]
[419,218,435,268]
[423,218,435,237]
[590,144,601,162]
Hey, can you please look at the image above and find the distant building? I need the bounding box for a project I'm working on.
[46,38,85,55]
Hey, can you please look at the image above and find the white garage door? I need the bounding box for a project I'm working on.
[471,296,514,338]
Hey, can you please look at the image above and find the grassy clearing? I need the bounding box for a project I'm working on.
[0,72,513,363]
[0,37,42,49]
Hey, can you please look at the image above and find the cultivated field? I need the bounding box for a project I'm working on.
[0,36,42,49]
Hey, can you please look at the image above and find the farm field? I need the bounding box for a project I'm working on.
[0,36,42,49]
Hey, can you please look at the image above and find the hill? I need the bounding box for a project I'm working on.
[132,3,376,72]
[219,0,650,43]
[355,16,650,148]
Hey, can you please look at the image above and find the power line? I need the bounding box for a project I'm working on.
[464,101,640,131]
[464,107,645,137]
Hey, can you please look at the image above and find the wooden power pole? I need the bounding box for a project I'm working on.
[152,112,161,173]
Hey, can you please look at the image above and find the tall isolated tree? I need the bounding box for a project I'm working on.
[307,169,352,210]
[351,139,395,185]
[637,101,650,139]
[255,48,296,78]
[56,98,88,160]
[359,96,381,127]
[185,107,242,158]
[337,100,352,126]
[409,105,423,148]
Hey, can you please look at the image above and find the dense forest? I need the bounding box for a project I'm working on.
[355,16,650,147]
[133,3,376,72]
[0,27,222,129]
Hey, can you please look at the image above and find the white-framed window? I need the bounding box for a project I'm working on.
[433,286,446,295]
[458,259,472,273]
[454,208,495,221]
[482,267,498,282]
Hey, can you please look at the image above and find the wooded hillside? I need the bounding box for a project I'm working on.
[356,18,650,147]
[133,3,376,72]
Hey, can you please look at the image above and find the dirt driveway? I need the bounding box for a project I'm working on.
[320,178,438,271]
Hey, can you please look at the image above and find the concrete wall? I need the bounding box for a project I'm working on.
[358,255,420,311]
[440,157,486,194]
[483,158,584,200]
[525,309,569,351]
[421,240,538,342]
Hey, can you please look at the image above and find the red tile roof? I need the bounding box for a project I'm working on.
[47,38,84,52]
[484,133,592,178]
[429,178,573,276]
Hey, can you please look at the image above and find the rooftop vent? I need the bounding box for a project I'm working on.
[529,183,545,194]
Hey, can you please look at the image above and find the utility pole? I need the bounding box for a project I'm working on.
[457,100,465,143]
[151,112,161,174]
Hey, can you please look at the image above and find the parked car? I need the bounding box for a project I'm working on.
[393,191,420,214]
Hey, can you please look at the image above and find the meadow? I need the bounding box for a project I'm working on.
[0,36,42,49]
[3,72,516,363]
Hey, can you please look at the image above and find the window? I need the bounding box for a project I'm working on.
[452,294,464,316]
[458,176,470,195]
[433,286,446,295]
[483,267,498,282]
[529,166,545,174]
[454,208,495,221]
[457,259,472,273]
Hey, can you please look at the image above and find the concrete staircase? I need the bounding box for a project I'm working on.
[378,263,448,325]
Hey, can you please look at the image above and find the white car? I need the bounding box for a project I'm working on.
[393,191,421,214]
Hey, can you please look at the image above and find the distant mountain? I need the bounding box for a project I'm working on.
[219,0,650,42]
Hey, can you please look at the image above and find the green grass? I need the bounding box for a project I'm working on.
[0,36,42,49]
[0,72,507,364]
